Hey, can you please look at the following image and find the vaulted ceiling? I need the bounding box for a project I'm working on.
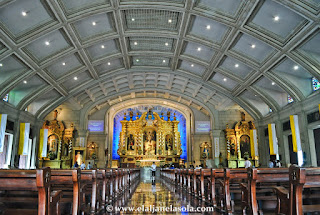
[0,0,319,119]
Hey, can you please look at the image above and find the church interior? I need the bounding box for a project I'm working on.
[0,0,320,214]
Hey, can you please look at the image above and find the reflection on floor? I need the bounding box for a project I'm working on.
[107,179,219,214]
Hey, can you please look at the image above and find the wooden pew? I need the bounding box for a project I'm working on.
[241,168,289,215]
[193,169,201,198]
[97,169,106,209]
[275,165,320,215]
[200,169,212,202]
[211,168,224,208]
[0,168,61,215]
[222,168,248,214]
[80,169,98,215]
[187,169,194,194]
[51,169,80,215]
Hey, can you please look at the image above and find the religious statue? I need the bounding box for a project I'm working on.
[165,134,173,151]
[240,135,251,158]
[144,129,156,155]
[127,134,135,151]
[75,151,83,165]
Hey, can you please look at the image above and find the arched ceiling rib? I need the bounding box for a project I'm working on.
[0,0,319,120]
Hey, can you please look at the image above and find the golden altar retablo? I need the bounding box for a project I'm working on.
[118,110,182,167]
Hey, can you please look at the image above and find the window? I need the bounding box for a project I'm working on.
[287,95,294,103]
[2,94,8,102]
[312,77,320,91]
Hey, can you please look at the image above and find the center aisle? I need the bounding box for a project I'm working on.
[117,179,218,214]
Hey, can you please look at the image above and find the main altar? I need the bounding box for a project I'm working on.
[118,110,182,167]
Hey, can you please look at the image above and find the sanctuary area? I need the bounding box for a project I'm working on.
[0,0,319,214]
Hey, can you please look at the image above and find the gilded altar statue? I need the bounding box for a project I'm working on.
[118,110,182,167]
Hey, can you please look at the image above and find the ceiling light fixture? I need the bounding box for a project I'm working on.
[0,63,2,67]
[45,41,50,46]
[165,42,169,46]
[131,18,135,21]
[163,60,166,63]
[136,59,139,62]
[74,77,78,80]
[235,64,239,68]
[21,11,27,17]
[223,78,227,82]
[101,45,105,49]
[272,82,275,85]
[23,80,27,84]
[251,44,256,49]
[168,19,172,23]
[197,47,201,51]
[62,62,66,66]
[134,42,138,45]
[293,65,299,70]
[92,21,96,26]
[206,25,211,30]
[273,16,280,21]
[107,62,111,65]
[191,64,194,67]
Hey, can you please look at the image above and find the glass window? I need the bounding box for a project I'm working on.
[2,94,9,102]
[288,95,294,103]
[312,77,320,91]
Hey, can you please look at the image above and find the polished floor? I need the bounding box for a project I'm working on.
[106,178,219,214]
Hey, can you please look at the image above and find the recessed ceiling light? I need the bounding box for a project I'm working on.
[206,25,211,30]
[0,63,2,67]
[107,62,111,65]
[21,11,27,17]
[134,42,138,45]
[45,41,50,46]
[197,47,201,51]
[23,80,27,84]
[254,94,257,97]
[163,60,166,63]
[191,64,194,67]
[168,19,172,23]
[131,18,135,21]
[165,42,169,46]
[235,64,239,68]
[62,62,66,66]
[92,21,96,26]
[293,65,299,70]
[223,78,227,82]
[272,82,275,85]
[101,45,105,49]
[251,44,256,49]
[273,16,280,21]
[73,77,78,80]
[136,59,139,62]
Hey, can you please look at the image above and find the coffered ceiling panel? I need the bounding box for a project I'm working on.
[295,30,320,67]
[246,0,308,44]
[0,55,30,86]
[0,41,8,55]
[124,9,181,32]
[28,89,60,115]
[61,70,92,91]
[188,15,230,44]
[181,41,215,62]
[230,32,277,65]
[72,13,114,42]
[240,89,270,116]
[178,60,205,76]
[132,56,170,67]
[8,74,48,106]
[217,56,254,80]
[129,37,174,52]
[23,29,73,64]
[210,73,238,91]
[195,0,243,19]
[85,39,120,61]
[0,0,56,40]
[46,53,84,79]
[95,58,124,76]
[58,0,110,16]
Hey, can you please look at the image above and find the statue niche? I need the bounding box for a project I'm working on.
[127,134,135,151]
[144,128,156,155]
[165,134,173,151]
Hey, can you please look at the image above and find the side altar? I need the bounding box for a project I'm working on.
[118,110,182,167]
